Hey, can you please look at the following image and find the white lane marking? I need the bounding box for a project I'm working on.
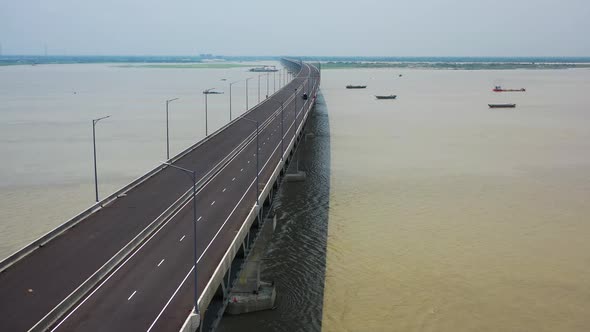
[150,82,317,321]
[50,65,315,332]
[146,65,316,330]
[232,177,235,181]
[127,291,137,301]
[157,259,165,267]
[240,168,243,172]
[211,201,215,206]
[222,188,226,192]
[197,216,202,222]
[46,100,299,329]
[146,168,258,332]
[179,235,186,242]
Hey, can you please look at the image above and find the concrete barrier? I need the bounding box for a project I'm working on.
[181,60,318,331]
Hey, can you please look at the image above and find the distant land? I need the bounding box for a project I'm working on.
[1,55,590,70]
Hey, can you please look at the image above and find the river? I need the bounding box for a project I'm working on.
[2,64,589,331]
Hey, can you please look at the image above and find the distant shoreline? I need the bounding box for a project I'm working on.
[320,61,590,70]
[2,55,590,70]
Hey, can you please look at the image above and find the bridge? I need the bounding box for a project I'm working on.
[0,60,321,331]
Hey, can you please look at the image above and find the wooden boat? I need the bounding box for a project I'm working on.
[493,86,525,92]
[375,95,397,99]
[488,103,516,108]
[346,85,367,89]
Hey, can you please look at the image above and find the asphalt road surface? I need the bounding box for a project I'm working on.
[0,61,319,331]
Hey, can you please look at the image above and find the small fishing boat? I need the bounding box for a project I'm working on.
[375,95,397,99]
[493,86,526,92]
[346,85,367,89]
[488,103,516,108]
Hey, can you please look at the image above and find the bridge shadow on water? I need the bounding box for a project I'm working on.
[216,92,331,332]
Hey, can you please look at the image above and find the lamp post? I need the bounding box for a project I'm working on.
[266,73,269,99]
[165,98,179,160]
[92,115,110,203]
[294,87,299,136]
[245,77,253,111]
[203,88,218,136]
[161,162,199,315]
[229,81,240,121]
[257,75,261,103]
[242,118,259,205]
[267,99,285,161]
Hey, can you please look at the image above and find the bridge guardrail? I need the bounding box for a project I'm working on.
[0,60,300,275]
[15,60,305,332]
[190,60,317,329]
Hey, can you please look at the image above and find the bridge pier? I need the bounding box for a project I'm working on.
[182,60,319,331]
[226,215,277,315]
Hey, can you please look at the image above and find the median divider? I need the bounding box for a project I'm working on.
[26,100,293,332]
[0,63,298,275]
[185,60,316,331]
[23,63,304,332]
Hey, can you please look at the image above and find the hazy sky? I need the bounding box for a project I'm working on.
[1,0,589,56]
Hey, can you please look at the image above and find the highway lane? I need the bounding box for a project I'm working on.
[51,63,319,331]
[0,62,312,332]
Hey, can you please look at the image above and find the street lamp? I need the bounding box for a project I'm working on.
[267,99,285,161]
[242,117,259,206]
[203,88,219,136]
[294,87,299,136]
[257,75,261,103]
[229,80,240,121]
[92,115,110,203]
[245,77,253,111]
[161,162,199,316]
[165,98,179,160]
[266,73,269,99]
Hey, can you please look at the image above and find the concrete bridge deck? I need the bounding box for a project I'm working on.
[0,60,320,331]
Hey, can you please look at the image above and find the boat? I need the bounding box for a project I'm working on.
[203,90,224,95]
[346,85,367,89]
[493,86,526,92]
[488,103,516,108]
[249,66,278,72]
[375,95,397,99]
